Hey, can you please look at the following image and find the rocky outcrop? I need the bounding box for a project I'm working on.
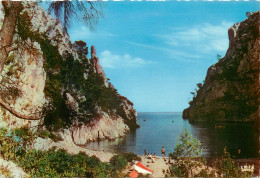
[183,11,260,126]
[32,129,114,162]
[90,45,108,86]
[0,2,137,145]
[182,108,190,119]
[0,157,27,178]
[71,113,129,145]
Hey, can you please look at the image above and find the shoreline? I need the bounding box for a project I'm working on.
[126,155,170,178]
[6,135,260,177]
[125,154,260,177]
[33,130,260,176]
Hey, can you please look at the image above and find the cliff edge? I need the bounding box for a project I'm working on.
[0,2,138,145]
[183,11,260,128]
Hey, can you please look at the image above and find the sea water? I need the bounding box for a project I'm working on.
[85,112,259,159]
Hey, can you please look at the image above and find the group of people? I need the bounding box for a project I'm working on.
[144,150,156,157]
[144,146,166,161]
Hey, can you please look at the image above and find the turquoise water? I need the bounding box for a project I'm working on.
[86,112,259,159]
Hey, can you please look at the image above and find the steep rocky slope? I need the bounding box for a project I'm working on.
[0,2,138,145]
[183,11,260,127]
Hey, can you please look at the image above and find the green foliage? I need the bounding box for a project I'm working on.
[171,163,187,177]
[220,90,258,120]
[0,128,140,177]
[6,53,15,66]
[0,129,19,160]
[170,157,211,177]
[109,152,141,172]
[169,129,206,177]
[18,11,33,41]
[214,147,242,177]
[17,8,137,131]
[37,130,51,138]
[39,39,78,131]
[110,154,128,171]
[17,10,73,131]
[17,149,115,177]
[188,33,258,122]
[13,127,34,139]
[195,169,215,177]
[0,127,7,136]
[0,127,34,161]
[0,53,22,102]
[120,152,141,162]
[169,128,202,158]
[37,130,63,142]
[80,73,135,123]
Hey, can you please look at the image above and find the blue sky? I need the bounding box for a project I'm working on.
[68,1,259,112]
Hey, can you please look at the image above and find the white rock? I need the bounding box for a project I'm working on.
[71,112,130,145]
[0,157,27,178]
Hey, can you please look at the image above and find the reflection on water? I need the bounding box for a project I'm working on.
[190,122,259,158]
[85,112,259,159]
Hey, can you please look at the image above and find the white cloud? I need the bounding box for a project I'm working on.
[158,21,233,53]
[69,26,93,41]
[99,50,151,68]
[69,25,116,42]
[127,22,232,63]
[126,41,200,63]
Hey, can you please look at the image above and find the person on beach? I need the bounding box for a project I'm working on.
[144,149,147,156]
[161,147,165,157]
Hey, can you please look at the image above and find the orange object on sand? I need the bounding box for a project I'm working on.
[129,169,139,178]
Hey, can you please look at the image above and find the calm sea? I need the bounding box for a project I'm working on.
[86,112,259,159]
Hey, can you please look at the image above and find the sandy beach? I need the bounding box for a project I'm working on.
[140,156,171,177]
[125,156,260,177]
[124,156,171,177]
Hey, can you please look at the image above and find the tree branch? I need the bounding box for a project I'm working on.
[0,98,40,120]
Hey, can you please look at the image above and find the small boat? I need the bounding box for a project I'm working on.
[143,118,146,121]
[215,123,226,128]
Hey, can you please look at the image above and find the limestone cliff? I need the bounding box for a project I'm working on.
[183,11,260,127]
[0,2,138,145]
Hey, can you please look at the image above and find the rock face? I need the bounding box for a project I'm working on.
[90,45,108,87]
[32,129,114,162]
[183,11,260,127]
[71,112,130,145]
[0,2,138,144]
[0,157,28,178]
